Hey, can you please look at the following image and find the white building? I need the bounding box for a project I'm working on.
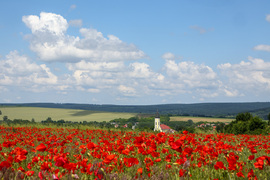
[154,110,162,131]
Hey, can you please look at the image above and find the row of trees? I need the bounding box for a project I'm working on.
[224,112,270,135]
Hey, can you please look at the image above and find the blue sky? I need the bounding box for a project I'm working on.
[1,0,270,105]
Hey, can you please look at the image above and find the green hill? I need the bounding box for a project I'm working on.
[1,102,270,119]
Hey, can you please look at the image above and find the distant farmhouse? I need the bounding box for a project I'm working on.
[154,110,175,133]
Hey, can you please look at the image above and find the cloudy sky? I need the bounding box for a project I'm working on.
[1,0,270,105]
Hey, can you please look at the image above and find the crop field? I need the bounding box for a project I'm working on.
[170,116,234,123]
[0,107,135,122]
[0,125,269,179]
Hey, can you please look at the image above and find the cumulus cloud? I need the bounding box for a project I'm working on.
[22,12,146,62]
[67,60,124,71]
[0,51,57,91]
[65,58,165,98]
[218,57,270,95]
[163,60,217,88]
[266,14,270,22]
[118,85,136,96]
[2,49,270,102]
[4,12,270,103]
[253,44,270,52]
[129,62,153,78]
[65,54,227,99]
[22,12,68,36]
[69,19,82,27]
[162,52,175,60]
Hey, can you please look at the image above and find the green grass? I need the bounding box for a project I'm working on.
[170,116,234,123]
[0,107,136,122]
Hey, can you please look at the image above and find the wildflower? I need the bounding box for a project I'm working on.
[214,161,226,170]
[103,154,116,164]
[248,155,255,161]
[236,171,245,178]
[36,143,47,152]
[179,169,186,177]
[137,167,143,174]
[25,170,34,176]
[123,157,139,167]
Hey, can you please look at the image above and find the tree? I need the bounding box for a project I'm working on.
[225,112,267,135]
[235,112,252,122]
[248,116,266,132]
[0,110,2,115]
[187,119,194,126]
[216,123,225,133]
[3,116,8,121]
[268,113,270,125]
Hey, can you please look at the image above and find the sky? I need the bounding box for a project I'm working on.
[0,0,270,105]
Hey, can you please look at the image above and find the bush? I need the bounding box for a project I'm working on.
[225,112,267,135]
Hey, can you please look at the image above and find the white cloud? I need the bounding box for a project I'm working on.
[118,85,136,96]
[2,50,270,102]
[253,44,270,52]
[70,5,76,10]
[218,57,270,95]
[162,52,175,60]
[0,51,58,90]
[266,14,270,22]
[163,60,217,88]
[67,60,124,71]
[22,12,146,62]
[87,88,100,93]
[4,11,270,103]
[65,59,165,98]
[129,62,152,78]
[69,19,82,27]
[253,15,270,52]
[22,12,68,36]
[223,88,239,97]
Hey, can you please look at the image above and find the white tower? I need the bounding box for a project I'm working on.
[154,110,161,132]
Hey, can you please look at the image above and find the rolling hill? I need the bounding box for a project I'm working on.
[1,102,270,119]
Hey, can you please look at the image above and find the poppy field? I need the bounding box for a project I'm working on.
[0,125,270,179]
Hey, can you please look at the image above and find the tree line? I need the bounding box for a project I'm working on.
[1,108,270,135]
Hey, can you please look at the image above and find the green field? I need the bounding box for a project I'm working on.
[0,107,136,122]
[170,116,234,123]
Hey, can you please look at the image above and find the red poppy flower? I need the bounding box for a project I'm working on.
[254,158,264,170]
[248,169,255,178]
[248,155,255,161]
[214,161,226,170]
[103,154,116,164]
[179,169,186,177]
[87,142,97,150]
[137,168,143,174]
[55,157,67,167]
[236,171,245,178]
[183,130,188,134]
[36,143,47,152]
[26,171,35,176]
[0,161,11,170]
[124,157,139,167]
[122,148,130,155]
